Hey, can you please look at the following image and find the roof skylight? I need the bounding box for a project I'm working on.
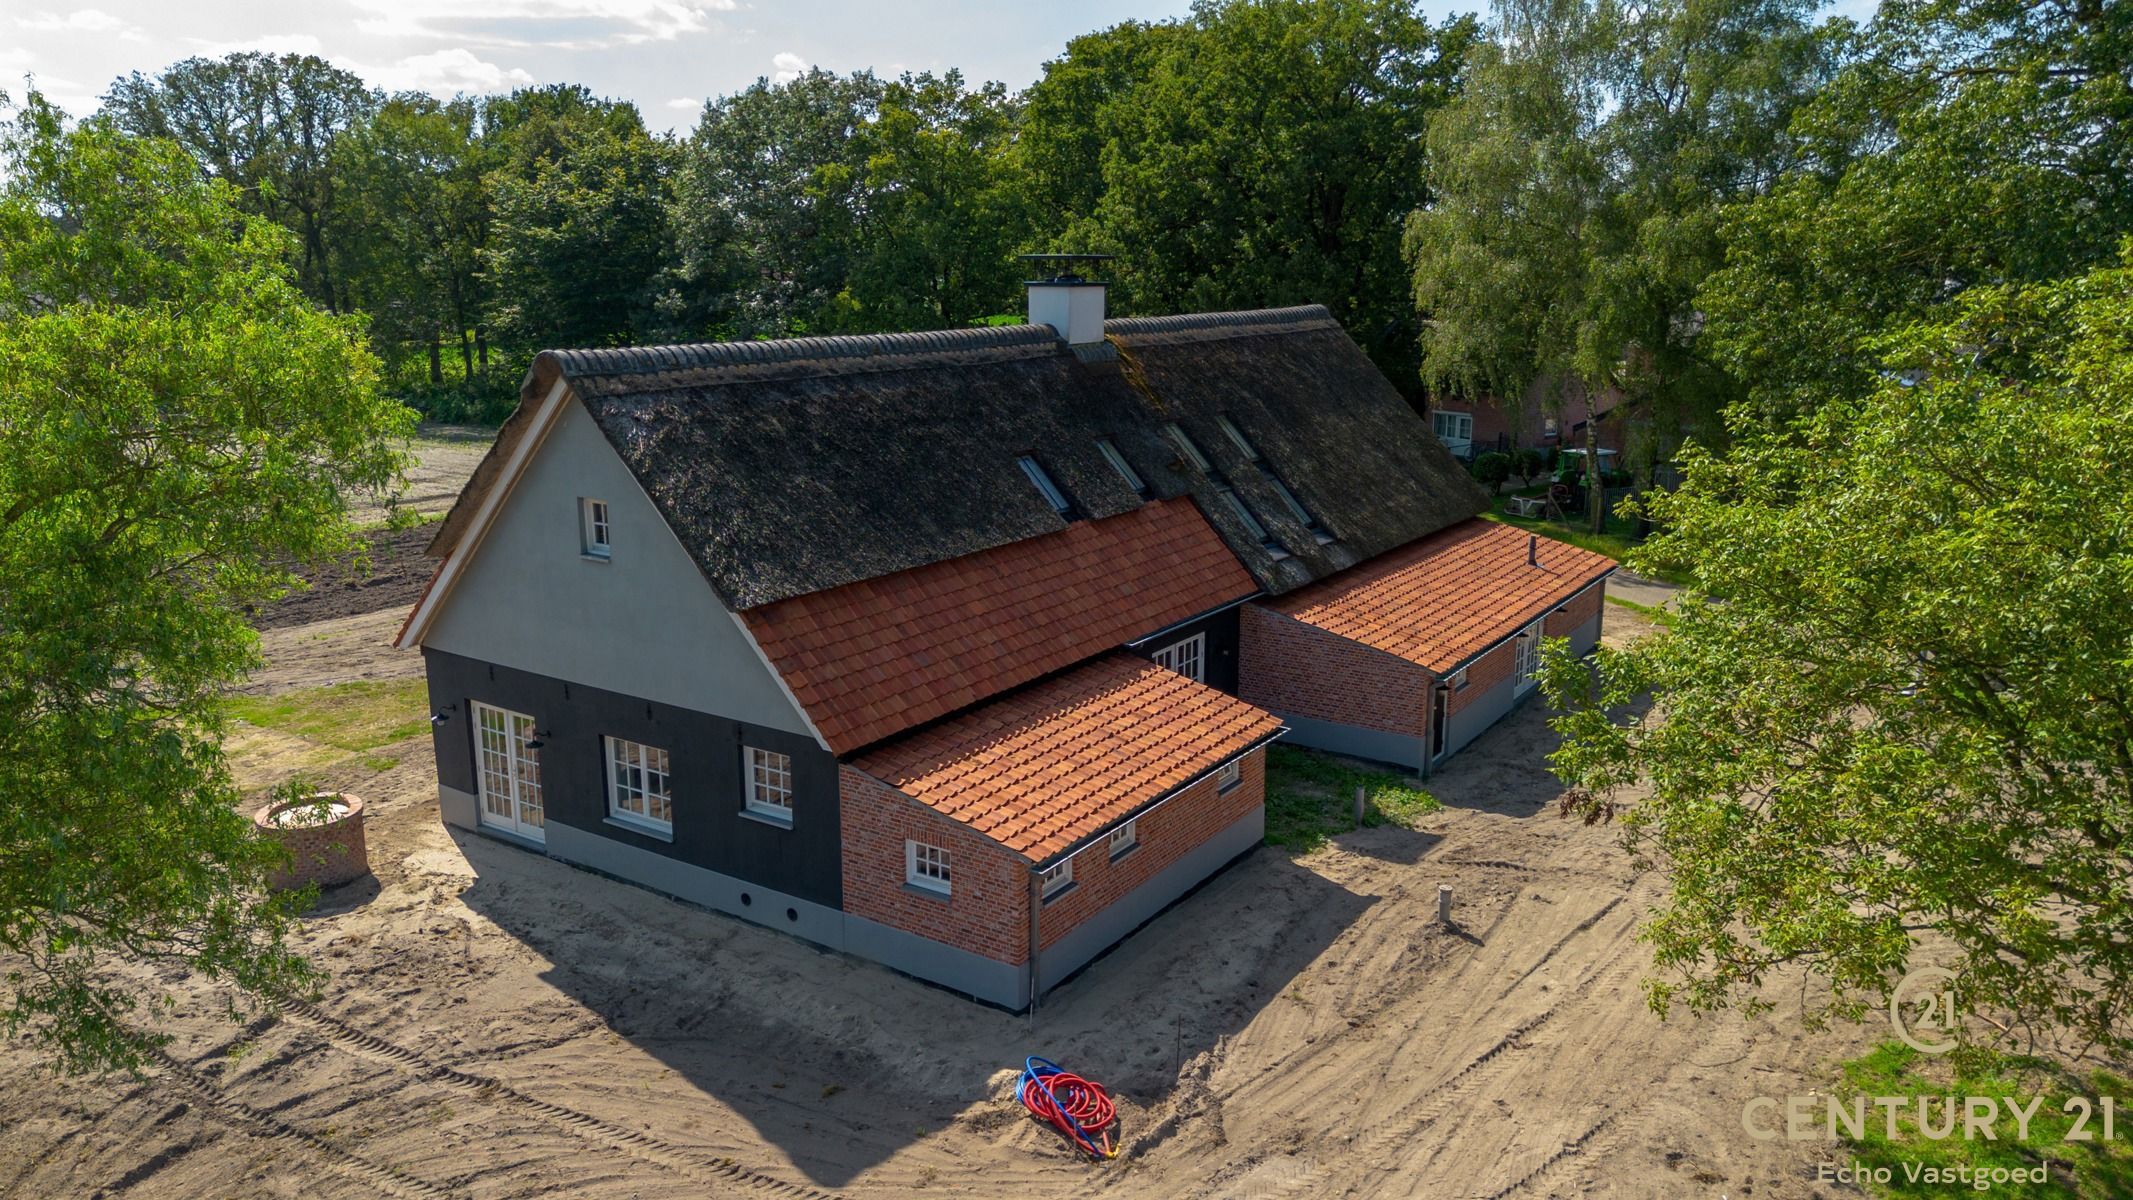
[1096,438,1146,494]
[1165,424,1212,472]
[1017,455,1074,516]
[1215,414,1259,461]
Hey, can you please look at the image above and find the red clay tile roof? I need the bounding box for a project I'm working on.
[1265,518,1615,674]
[852,655,1284,863]
[741,500,1258,754]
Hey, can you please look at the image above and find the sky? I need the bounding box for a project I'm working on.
[1,0,1230,132]
[4,0,1883,134]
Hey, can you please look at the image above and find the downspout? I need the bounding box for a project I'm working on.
[1026,865,1044,1017]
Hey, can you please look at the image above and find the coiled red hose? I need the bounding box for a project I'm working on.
[1018,1056,1117,1159]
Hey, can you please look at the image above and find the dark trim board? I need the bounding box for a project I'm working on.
[422,648,843,907]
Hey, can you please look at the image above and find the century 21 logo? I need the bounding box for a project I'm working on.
[1890,967,1960,1055]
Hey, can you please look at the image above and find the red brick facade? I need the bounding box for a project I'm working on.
[838,766,1031,964]
[1444,639,1514,717]
[1036,749,1265,952]
[1545,578,1604,637]
[1237,603,1430,738]
[839,749,1267,968]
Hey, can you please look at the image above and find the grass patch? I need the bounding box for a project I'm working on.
[1263,745,1440,852]
[226,679,432,752]
[1604,593,1674,626]
[1835,1041,2133,1199]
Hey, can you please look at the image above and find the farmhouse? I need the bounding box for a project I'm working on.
[397,266,1615,1008]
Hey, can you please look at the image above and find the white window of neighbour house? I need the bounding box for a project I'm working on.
[1214,759,1242,791]
[1039,858,1074,899]
[743,746,793,823]
[605,737,672,834]
[1152,633,1206,683]
[1107,819,1139,858]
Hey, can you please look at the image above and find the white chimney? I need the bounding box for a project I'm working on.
[1022,253,1112,347]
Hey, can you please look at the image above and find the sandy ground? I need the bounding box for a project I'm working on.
[0,589,1883,1200]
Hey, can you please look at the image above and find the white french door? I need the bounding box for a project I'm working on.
[473,701,545,842]
[1512,619,1545,694]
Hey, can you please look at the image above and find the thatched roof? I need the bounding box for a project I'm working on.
[427,305,1487,608]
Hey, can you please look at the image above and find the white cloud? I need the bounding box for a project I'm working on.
[665,96,700,110]
[15,9,144,39]
[770,51,807,84]
[184,33,327,58]
[372,49,535,94]
[349,0,736,47]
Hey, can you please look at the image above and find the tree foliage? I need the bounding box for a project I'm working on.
[1542,254,2133,1053]
[0,95,412,1073]
[1407,0,1828,499]
[1698,0,2133,417]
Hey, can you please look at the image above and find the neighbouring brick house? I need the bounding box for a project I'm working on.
[397,261,1613,1007]
[1428,376,1630,462]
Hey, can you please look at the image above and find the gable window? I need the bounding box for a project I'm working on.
[1039,858,1074,900]
[1267,476,1333,544]
[580,497,611,559]
[1107,819,1138,858]
[1165,424,1212,472]
[907,839,951,895]
[743,746,793,824]
[1152,633,1206,683]
[1214,759,1242,791]
[605,737,672,834]
[1096,438,1146,495]
[1016,455,1075,516]
[1215,414,1260,461]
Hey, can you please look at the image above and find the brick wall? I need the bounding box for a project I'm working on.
[1445,639,1515,717]
[1238,605,1430,738]
[838,766,1030,965]
[1035,748,1265,952]
[1544,579,1604,638]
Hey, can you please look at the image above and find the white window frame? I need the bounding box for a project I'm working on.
[1214,759,1242,791]
[1152,633,1206,683]
[1432,411,1474,441]
[743,745,794,824]
[906,839,951,895]
[1513,618,1545,694]
[473,701,545,842]
[1215,414,1259,461]
[1095,438,1146,493]
[1039,858,1074,899]
[1446,666,1469,691]
[604,736,673,835]
[580,497,611,559]
[1107,819,1139,858]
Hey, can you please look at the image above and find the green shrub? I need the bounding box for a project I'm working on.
[1472,450,1513,493]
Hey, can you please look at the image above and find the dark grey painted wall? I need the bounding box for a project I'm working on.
[423,648,842,908]
[1132,604,1242,695]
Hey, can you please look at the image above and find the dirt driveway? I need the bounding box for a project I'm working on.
[0,591,1873,1200]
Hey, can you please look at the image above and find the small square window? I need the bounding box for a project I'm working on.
[1214,759,1242,791]
[605,736,672,832]
[580,498,611,559]
[907,839,951,894]
[1447,666,1469,691]
[744,746,793,822]
[1107,819,1138,858]
[1039,858,1074,899]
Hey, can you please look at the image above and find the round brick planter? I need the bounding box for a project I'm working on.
[254,793,370,891]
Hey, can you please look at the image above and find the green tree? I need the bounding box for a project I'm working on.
[1543,254,2133,1054]
[1408,0,1826,527]
[847,71,1031,329]
[0,95,412,1073]
[671,68,884,338]
[335,95,490,386]
[1078,0,1475,386]
[482,89,675,353]
[1699,0,2133,418]
[101,52,380,312]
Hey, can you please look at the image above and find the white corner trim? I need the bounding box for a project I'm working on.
[396,379,572,650]
[726,611,832,753]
